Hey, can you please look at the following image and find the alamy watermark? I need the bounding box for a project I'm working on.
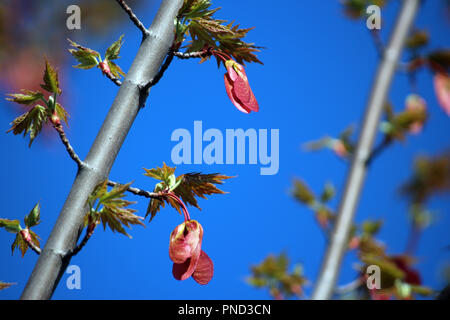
[66,264,81,290]
[366,5,381,30]
[171,121,279,175]
[66,5,81,30]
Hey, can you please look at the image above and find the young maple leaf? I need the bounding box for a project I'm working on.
[86,181,144,238]
[68,35,126,80]
[6,59,70,146]
[6,90,44,105]
[1,203,42,257]
[178,0,262,65]
[68,39,101,70]
[144,164,232,221]
[40,59,61,95]
[174,173,232,210]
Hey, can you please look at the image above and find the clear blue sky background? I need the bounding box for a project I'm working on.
[0,0,449,299]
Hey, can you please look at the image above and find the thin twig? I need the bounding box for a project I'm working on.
[107,180,161,199]
[27,242,41,255]
[51,121,85,169]
[115,0,148,37]
[172,49,212,60]
[143,51,175,91]
[69,223,96,257]
[105,72,122,86]
[20,230,41,255]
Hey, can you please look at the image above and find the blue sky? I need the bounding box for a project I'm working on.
[0,0,449,299]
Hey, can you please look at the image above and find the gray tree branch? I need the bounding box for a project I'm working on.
[20,0,184,300]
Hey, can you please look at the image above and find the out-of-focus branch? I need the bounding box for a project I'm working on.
[312,0,420,300]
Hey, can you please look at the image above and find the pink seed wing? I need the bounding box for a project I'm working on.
[192,250,214,285]
[434,73,450,116]
[233,76,252,104]
[172,237,202,281]
[226,65,239,81]
[224,74,251,113]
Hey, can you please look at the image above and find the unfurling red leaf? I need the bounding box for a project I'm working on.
[24,203,40,228]
[0,219,22,233]
[105,35,124,61]
[7,105,47,147]
[6,90,43,105]
[40,59,61,95]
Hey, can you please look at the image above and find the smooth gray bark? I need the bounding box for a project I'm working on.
[21,0,184,300]
[312,0,420,300]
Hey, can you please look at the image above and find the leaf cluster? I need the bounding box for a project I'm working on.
[85,181,144,238]
[144,163,232,221]
[177,0,262,65]
[6,60,68,146]
[68,35,125,79]
[0,203,41,257]
[247,253,307,299]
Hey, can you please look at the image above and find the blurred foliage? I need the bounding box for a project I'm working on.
[0,282,15,291]
[0,0,143,91]
[247,253,307,300]
[341,0,388,19]
[400,153,450,205]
